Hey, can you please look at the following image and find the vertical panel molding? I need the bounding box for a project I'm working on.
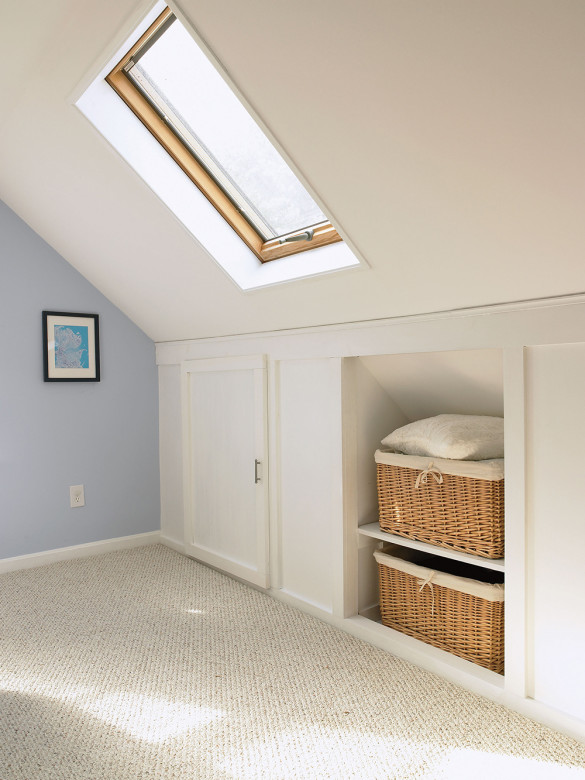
[503,347,527,698]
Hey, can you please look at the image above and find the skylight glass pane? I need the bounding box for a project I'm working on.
[129,18,326,240]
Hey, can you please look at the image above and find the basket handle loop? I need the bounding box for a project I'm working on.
[415,462,444,489]
[417,572,436,616]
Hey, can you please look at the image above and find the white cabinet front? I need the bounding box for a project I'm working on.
[182,356,269,588]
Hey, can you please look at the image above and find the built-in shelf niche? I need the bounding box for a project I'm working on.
[352,347,504,629]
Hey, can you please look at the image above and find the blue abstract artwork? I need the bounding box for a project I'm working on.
[54,325,89,369]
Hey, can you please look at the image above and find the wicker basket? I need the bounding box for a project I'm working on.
[376,453,505,559]
[374,546,505,673]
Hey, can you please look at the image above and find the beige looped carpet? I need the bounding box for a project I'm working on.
[1,544,585,779]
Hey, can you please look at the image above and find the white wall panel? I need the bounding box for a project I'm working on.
[526,343,585,720]
[277,359,343,612]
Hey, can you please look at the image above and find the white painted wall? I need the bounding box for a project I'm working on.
[526,343,585,722]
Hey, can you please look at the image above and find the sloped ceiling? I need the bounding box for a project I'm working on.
[1,0,584,342]
[360,350,504,421]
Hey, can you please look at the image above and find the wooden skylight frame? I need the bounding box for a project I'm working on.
[106,7,341,264]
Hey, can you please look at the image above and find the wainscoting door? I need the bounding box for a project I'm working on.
[181,355,269,587]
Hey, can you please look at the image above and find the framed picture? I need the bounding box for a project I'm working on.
[42,311,100,382]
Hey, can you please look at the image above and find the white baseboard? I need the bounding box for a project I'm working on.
[159,535,185,554]
[0,531,161,574]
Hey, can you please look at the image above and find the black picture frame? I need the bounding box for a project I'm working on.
[42,311,100,382]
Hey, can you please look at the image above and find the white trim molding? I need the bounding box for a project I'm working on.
[0,531,161,574]
[156,291,585,368]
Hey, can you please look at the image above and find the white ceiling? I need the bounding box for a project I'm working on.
[1,0,584,343]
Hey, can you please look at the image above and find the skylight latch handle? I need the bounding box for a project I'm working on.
[279,229,314,245]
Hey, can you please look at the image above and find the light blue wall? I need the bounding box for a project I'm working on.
[0,200,160,558]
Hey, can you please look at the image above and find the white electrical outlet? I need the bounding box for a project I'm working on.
[70,485,85,508]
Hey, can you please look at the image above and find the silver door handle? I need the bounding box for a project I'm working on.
[254,459,261,484]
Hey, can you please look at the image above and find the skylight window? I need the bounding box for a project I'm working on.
[106,8,341,263]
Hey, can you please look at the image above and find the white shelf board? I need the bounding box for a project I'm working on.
[358,522,505,572]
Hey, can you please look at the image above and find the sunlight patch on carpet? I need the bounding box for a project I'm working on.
[76,691,223,742]
[1,678,223,744]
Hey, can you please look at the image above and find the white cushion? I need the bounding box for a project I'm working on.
[381,414,504,461]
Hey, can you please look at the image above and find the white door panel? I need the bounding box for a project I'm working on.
[182,356,269,587]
